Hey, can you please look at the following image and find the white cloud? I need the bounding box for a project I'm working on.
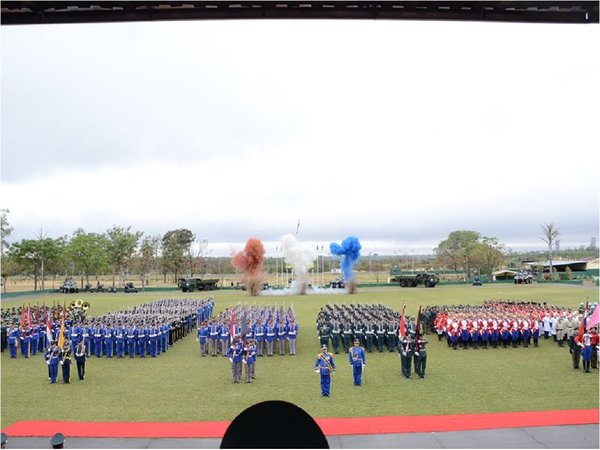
[1,20,598,255]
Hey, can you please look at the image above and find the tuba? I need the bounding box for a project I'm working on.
[75,298,84,308]
[82,301,90,311]
[69,300,77,309]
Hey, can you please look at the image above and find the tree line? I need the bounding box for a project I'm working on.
[1,209,596,291]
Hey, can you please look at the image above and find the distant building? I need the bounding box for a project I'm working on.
[522,260,588,272]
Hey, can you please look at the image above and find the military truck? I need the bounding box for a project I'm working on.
[329,278,345,289]
[389,269,438,288]
[178,277,218,292]
[59,278,79,293]
[514,270,534,284]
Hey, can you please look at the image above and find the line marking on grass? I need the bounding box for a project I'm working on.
[2,409,598,438]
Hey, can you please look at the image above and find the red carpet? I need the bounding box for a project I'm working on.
[2,409,598,438]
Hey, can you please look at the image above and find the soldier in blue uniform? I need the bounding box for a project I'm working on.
[209,320,220,357]
[45,342,60,384]
[197,321,209,356]
[138,324,148,358]
[7,325,18,358]
[220,322,230,357]
[254,321,265,356]
[93,324,103,357]
[60,342,72,383]
[227,335,245,383]
[126,325,137,358]
[20,327,30,358]
[243,338,257,383]
[276,320,287,355]
[265,320,276,356]
[148,324,158,357]
[30,325,39,356]
[314,345,335,397]
[288,320,298,355]
[349,338,366,386]
[103,325,114,358]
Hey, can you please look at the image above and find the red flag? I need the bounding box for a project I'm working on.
[577,315,587,341]
[399,304,406,338]
[415,305,423,351]
[20,304,25,329]
[229,311,235,344]
[27,304,31,328]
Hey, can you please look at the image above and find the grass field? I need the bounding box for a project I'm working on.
[1,283,598,428]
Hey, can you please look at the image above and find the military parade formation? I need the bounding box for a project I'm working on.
[1,297,598,396]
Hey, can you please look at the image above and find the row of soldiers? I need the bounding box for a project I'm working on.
[5,298,214,360]
[431,300,592,350]
[197,303,298,357]
[316,303,421,354]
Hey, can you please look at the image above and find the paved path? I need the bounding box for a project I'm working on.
[3,424,598,448]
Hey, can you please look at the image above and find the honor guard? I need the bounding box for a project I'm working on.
[413,335,428,379]
[349,338,366,386]
[398,332,414,379]
[227,335,245,383]
[315,345,335,397]
[75,337,87,380]
[243,338,257,383]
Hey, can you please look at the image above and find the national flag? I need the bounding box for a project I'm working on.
[57,312,66,350]
[46,314,53,347]
[399,304,406,338]
[27,304,31,329]
[240,307,248,339]
[587,306,599,330]
[229,311,235,344]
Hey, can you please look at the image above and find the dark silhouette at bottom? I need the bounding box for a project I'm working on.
[220,400,328,448]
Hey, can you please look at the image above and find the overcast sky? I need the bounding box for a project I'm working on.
[1,18,598,256]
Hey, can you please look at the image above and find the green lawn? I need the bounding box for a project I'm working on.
[1,284,598,427]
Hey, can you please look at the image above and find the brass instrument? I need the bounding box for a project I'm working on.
[82,301,90,311]
[75,298,84,308]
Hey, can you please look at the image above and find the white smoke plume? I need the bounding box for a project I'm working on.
[280,234,317,295]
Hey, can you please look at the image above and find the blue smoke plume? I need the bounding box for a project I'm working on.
[329,236,362,282]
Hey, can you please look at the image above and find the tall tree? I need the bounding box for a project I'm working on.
[7,238,63,291]
[473,237,505,281]
[1,208,13,256]
[539,223,560,280]
[64,229,110,286]
[434,230,481,279]
[137,234,161,288]
[162,229,194,282]
[105,226,142,287]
